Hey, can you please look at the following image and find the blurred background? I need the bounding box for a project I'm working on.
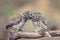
[0,0,60,40]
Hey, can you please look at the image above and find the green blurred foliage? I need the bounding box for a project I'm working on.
[3,5,16,16]
[0,0,16,17]
[0,0,37,17]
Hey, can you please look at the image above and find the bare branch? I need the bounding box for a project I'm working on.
[13,32,43,39]
[49,30,60,37]
[12,30,60,40]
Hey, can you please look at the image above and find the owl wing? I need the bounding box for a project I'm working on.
[6,14,22,30]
